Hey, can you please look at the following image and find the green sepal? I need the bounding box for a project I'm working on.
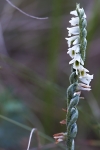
[67,83,78,105]
[70,123,77,138]
[68,95,79,110]
[67,109,78,129]
[79,8,85,18]
[81,18,87,28]
[69,72,78,84]
[81,28,87,38]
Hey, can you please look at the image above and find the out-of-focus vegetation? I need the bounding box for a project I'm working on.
[0,0,100,150]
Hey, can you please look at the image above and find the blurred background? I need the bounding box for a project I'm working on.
[0,0,100,150]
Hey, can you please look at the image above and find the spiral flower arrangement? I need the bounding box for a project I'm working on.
[53,3,93,150]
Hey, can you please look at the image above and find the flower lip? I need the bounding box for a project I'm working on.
[72,50,75,55]
[75,60,80,66]
[81,70,85,76]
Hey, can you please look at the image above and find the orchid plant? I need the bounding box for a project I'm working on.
[53,3,93,150]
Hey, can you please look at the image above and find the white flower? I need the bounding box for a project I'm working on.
[65,35,79,47]
[70,10,78,16]
[79,74,93,85]
[69,54,84,75]
[67,49,76,58]
[67,26,80,36]
[69,17,79,26]
[77,83,91,91]
[66,4,93,87]
[67,45,80,58]
[69,54,84,65]
[70,9,86,18]
[68,44,80,53]
[73,36,80,45]
[78,65,89,78]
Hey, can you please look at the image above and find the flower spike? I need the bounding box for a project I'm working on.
[66,3,93,86]
[53,3,93,150]
[65,3,93,150]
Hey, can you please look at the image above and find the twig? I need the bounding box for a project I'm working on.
[6,0,48,20]
[27,128,41,150]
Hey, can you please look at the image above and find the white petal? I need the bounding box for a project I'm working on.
[78,65,89,78]
[79,74,93,85]
[67,45,80,58]
[69,54,83,65]
[68,44,80,53]
[70,10,78,16]
[79,77,91,85]
[67,26,80,36]
[69,59,75,64]
[67,49,76,58]
[70,8,86,18]
[83,67,89,73]
[86,74,93,80]
[73,37,80,45]
[80,65,89,72]
[75,45,80,53]
[69,17,79,26]
[65,35,79,47]
[75,54,81,62]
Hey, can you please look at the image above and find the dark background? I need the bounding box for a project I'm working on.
[0,0,100,150]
